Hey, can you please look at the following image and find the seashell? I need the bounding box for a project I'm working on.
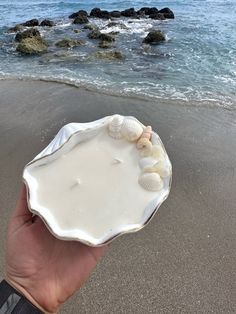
[139,156,157,170]
[137,137,152,150]
[109,130,123,139]
[121,118,143,142]
[140,126,152,141]
[144,160,171,178]
[108,114,124,139]
[138,172,163,191]
[151,144,165,160]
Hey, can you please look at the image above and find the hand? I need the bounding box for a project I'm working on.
[5,185,107,313]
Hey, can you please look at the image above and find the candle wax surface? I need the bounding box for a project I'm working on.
[28,128,157,241]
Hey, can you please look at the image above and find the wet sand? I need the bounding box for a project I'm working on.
[0,79,235,313]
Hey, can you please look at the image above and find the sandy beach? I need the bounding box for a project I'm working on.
[0,79,236,313]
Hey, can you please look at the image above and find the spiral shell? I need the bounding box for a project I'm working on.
[144,160,171,178]
[140,126,152,141]
[138,172,163,191]
[108,114,124,139]
[121,118,143,142]
[139,156,157,171]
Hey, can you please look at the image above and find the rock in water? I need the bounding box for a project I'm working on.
[16,37,47,54]
[110,11,121,18]
[88,29,102,39]
[8,24,24,33]
[93,50,124,60]
[83,24,98,31]
[137,7,151,15]
[40,19,55,27]
[98,41,113,49]
[121,8,136,17]
[15,28,41,42]
[69,10,88,19]
[99,33,115,42]
[142,30,165,44]
[105,22,128,30]
[147,7,159,15]
[55,38,85,48]
[73,15,89,24]
[21,19,39,27]
[159,7,175,19]
[149,13,166,20]
[90,8,110,19]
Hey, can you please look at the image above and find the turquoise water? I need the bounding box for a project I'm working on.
[0,0,236,108]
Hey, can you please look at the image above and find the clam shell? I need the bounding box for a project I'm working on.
[108,114,124,139]
[139,157,157,170]
[153,160,171,177]
[121,118,143,142]
[138,172,163,191]
[151,144,165,160]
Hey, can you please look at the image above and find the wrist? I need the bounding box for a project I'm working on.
[4,276,56,314]
[0,279,46,313]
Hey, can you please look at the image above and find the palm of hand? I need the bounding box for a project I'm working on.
[5,186,107,313]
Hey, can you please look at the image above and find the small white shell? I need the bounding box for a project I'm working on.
[108,114,124,139]
[144,160,171,178]
[151,144,165,161]
[121,118,143,142]
[138,172,163,191]
[139,157,157,171]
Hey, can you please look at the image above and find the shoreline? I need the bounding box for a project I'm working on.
[0,76,235,111]
[0,79,236,313]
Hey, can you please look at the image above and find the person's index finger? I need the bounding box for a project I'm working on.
[13,184,32,219]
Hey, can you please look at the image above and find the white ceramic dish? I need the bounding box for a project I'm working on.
[23,115,172,246]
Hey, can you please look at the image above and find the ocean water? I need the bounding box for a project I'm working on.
[0,0,235,109]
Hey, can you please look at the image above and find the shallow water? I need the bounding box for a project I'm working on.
[0,0,235,109]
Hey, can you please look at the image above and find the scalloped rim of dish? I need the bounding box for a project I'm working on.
[23,116,172,247]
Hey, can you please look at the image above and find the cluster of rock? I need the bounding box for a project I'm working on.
[8,19,55,33]
[69,7,174,20]
[7,6,174,56]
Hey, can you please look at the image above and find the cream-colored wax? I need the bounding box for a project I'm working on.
[29,129,157,240]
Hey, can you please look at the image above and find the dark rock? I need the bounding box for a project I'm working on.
[88,29,101,39]
[73,29,81,33]
[40,19,55,27]
[16,37,47,54]
[142,30,165,44]
[69,10,88,19]
[137,7,150,15]
[8,24,24,33]
[83,24,98,31]
[21,19,39,27]
[55,38,85,48]
[159,7,174,19]
[15,28,41,42]
[90,8,110,19]
[108,31,120,36]
[148,7,159,15]
[98,41,113,49]
[90,8,101,17]
[88,30,115,42]
[93,50,124,60]
[121,8,136,17]
[105,22,128,30]
[149,13,166,20]
[99,33,115,42]
[110,10,121,18]
[73,15,89,24]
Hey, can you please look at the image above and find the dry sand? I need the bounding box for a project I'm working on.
[0,79,236,313]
